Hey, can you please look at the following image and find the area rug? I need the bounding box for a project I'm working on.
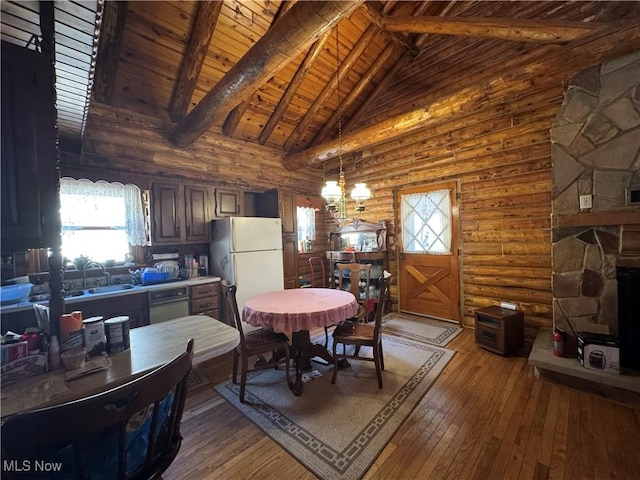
[381,312,462,347]
[214,334,455,480]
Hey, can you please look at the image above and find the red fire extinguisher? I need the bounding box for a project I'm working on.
[553,327,567,357]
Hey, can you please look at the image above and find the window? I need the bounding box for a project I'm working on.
[60,178,147,263]
[401,189,452,254]
[297,206,316,251]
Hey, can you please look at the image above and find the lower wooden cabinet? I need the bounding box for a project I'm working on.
[189,281,220,319]
[69,292,150,329]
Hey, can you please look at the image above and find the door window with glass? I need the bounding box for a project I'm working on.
[401,189,452,254]
[60,178,147,263]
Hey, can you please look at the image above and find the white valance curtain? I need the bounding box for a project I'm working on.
[60,178,147,246]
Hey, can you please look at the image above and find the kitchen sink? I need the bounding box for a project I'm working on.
[87,284,136,294]
[65,290,86,298]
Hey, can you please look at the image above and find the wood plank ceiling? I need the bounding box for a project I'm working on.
[2,1,639,168]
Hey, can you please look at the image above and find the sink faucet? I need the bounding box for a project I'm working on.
[82,260,111,288]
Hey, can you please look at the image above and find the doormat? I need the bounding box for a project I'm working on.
[381,312,462,347]
[215,335,454,480]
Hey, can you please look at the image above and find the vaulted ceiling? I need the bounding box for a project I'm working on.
[2,1,639,169]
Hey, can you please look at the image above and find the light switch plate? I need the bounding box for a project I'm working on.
[579,194,592,209]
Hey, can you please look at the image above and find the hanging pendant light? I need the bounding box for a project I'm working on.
[320,24,370,219]
[351,183,371,212]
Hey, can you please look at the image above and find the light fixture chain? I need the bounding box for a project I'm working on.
[336,23,343,173]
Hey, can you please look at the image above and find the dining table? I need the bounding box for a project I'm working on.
[243,288,359,395]
[1,315,240,418]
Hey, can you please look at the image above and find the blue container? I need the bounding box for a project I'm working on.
[141,271,170,284]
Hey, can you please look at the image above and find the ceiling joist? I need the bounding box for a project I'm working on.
[258,31,332,145]
[168,0,364,148]
[283,20,640,171]
[381,16,603,44]
[168,1,223,122]
[284,24,379,152]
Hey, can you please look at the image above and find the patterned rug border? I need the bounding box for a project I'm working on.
[215,335,455,480]
[382,312,462,347]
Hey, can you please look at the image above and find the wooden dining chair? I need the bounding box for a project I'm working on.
[322,262,373,347]
[331,275,389,389]
[336,263,374,322]
[222,282,291,403]
[308,256,327,288]
[1,340,194,480]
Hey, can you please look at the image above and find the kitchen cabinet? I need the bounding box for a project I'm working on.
[185,185,210,242]
[151,181,211,245]
[280,191,299,290]
[189,281,220,319]
[214,187,243,217]
[69,292,150,329]
[1,42,59,254]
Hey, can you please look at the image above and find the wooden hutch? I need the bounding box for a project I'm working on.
[326,220,388,310]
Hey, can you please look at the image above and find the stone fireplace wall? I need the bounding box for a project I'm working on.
[551,51,640,341]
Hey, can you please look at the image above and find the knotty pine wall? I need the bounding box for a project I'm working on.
[329,23,640,341]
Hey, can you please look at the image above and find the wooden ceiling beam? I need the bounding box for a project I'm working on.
[168,1,222,122]
[258,31,331,145]
[283,21,640,171]
[361,3,419,56]
[168,0,364,148]
[381,16,602,44]
[222,0,296,138]
[93,0,128,104]
[312,45,397,144]
[342,0,444,134]
[284,24,378,152]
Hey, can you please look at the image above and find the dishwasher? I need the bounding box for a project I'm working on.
[148,285,189,324]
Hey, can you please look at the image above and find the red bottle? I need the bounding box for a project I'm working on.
[553,327,566,357]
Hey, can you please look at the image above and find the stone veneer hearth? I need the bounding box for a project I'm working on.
[551,51,640,343]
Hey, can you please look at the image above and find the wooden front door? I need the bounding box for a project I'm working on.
[397,181,461,322]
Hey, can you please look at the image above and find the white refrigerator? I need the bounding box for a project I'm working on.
[209,217,284,328]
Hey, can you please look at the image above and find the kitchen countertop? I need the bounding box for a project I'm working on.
[0,276,222,314]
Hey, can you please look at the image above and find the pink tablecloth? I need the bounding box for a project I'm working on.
[243,288,359,333]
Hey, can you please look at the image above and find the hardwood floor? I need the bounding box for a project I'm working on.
[164,328,640,480]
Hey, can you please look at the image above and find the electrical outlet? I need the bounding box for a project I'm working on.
[500,302,517,310]
[579,194,592,209]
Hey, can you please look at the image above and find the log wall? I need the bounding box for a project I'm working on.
[332,23,640,340]
[59,23,640,344]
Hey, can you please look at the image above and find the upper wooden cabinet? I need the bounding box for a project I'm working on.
[184,185,210,242]
[214,188,243,217]
[151,181,211,245]
[1,42,59,254]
